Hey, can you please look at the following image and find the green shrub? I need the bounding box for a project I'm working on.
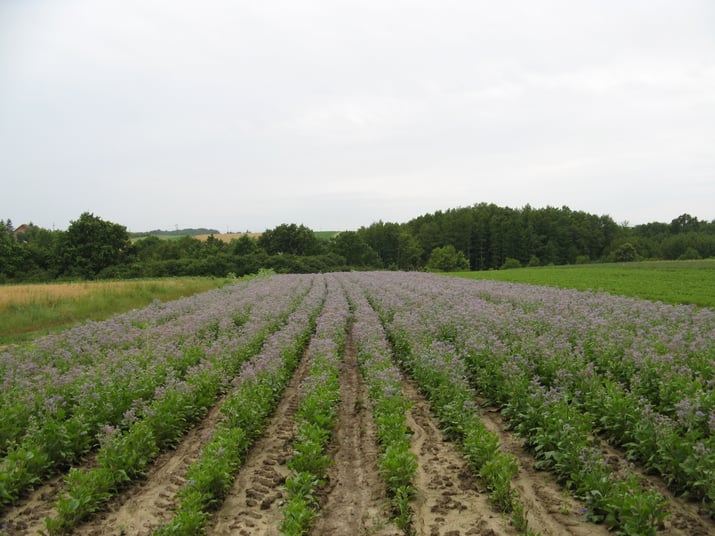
[500,258,522,270]
[426,245,470,272]
[678,247,701,260]
[610,242,638,262]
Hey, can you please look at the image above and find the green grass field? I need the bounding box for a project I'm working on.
[314,230,341,240]
[448,259,715,308]
[0,277,230,345]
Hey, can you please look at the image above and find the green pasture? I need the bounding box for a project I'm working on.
[314,230,341,240]
[448,259,715,308]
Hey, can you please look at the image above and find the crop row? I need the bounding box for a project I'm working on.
[4,271,712,535]
[149,275,327,535]
[341,274,532,533]
[280,274,349,534]
[0,276,288,454]
[41,276,325,534]
[0,277,310,509]
[340,275,417,532]
[351,272,715,534]
[441,278,715,512]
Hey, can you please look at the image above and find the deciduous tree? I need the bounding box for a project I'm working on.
[426,245,469,272]
[59,212,131,278]
[258,224,321,256]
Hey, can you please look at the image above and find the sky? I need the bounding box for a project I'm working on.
[1,1,714,233]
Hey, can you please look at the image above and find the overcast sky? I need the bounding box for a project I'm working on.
[1,1,713,232]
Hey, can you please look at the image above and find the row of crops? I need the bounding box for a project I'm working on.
[1,274,321,532]
[355,272,715,533]
[1,272,715,535]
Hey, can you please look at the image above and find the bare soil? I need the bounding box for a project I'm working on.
[74,399,228,536]
[402,379,514,536]
[310,331,400,536]
[0,397,227,536]
[0,474,63,535]
[477,407,611,536]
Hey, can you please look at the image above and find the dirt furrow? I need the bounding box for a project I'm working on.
[0,397,226,536]
[477,407,609,536]
[73,399,228,536]
[206,352,314,536]
[401,380,514,536]
[311,331,401,536]
[0,474,63,535]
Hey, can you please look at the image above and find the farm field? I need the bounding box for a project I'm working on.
[449,259,715,307]
[1,272,715,536]
[192,233,262,243]
[0,278,229,345]
[193,231,339,242]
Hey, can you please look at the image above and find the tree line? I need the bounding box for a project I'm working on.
[1,204,714,282]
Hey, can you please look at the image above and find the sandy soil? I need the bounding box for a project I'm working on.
[0,474,63,535]
[477,406,610,536]
[399,379,512,536]
[73,399,228,536]
[310,332,401,536]
[0,397,223,536]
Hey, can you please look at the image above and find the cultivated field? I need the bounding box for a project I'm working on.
[193,233,262,243]
[192,231,339,242]
[1,272,714,535]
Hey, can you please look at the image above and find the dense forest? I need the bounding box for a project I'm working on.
[1,203,714,282]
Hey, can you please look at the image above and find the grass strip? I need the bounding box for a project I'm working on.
[448,259,715,307]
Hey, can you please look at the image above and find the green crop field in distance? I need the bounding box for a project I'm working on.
[314,231,341,240]
[448,259,715,308]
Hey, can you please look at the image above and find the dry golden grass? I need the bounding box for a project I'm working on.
[0,282,95,311]
[193,232,261,243]
[0,279,227,342]
[0,279,218,310]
